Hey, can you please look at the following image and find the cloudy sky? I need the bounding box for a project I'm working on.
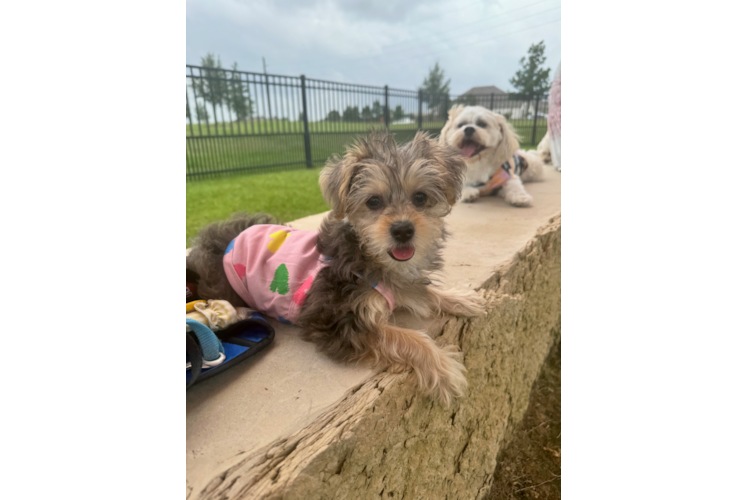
[186,0,560,95]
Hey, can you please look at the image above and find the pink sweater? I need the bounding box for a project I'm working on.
[223,224,394,324]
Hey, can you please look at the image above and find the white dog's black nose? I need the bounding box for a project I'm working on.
[464,126,475,136]
[390,221,415,243]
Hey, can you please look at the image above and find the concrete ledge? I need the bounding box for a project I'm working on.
[187,166,561,500]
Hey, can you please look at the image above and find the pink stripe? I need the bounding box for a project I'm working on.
[292,274,315,306]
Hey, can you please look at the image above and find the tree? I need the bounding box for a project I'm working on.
[509,41,552,100]
[326,110,341,121]
[419,62,451,114]
[193,55,255,122]
[193,53,229,111]
[342,105,360,122]
[372,100,383,119]
[361,105,373,122]
[227,62,253,121]
[195,103,210,122]
[393,105,405,121]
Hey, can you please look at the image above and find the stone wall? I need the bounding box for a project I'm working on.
[195,214,561,500]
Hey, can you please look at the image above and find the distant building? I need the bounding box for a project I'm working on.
[456,85,547,119]
[458,85,507,99]
[392,117,414,125]
[456,85,510,114]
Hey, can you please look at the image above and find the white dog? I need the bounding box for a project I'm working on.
[439,105,544,206]
[536,132,553,165]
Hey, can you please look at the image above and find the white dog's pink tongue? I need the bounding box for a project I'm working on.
[391,246,415,261]
[460,143,477,157]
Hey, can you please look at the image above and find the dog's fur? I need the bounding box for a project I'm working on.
[187,131,485,406]
[439,105,544,206]
[535,131,553,165]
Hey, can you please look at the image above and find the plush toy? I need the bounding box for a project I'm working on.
[187,300,241,331]
[186,300,206,313]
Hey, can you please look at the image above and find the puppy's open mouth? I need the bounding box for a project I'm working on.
[388,246,415,262]
[460,139,485,158]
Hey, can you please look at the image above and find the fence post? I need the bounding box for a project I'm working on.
[384,85,390,129]
[300,75,313,169]
[264,72,273,122]
[531,94,541,145]
[489,93,494,112]
[417,90,423,130]
[443,94,450,121]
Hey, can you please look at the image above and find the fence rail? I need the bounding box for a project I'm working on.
[186,65,548,180]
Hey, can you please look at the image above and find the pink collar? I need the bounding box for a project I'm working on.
[353,271,395,311]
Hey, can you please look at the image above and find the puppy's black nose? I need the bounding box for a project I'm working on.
[464,126,475,136]
[390,221,415,243]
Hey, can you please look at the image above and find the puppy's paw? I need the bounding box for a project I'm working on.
[429,346,468,408]
[438,288,487,318]
[459,289,487,317]
[504,189,533,207]
[461,186,481,203]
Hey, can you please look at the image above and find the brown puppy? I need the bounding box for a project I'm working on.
[187,131,485,406]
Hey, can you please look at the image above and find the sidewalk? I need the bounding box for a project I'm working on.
[187,165,561,500]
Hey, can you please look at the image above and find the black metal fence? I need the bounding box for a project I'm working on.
[186,65,548,180]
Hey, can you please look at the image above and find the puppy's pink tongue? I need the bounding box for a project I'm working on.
[391,246,415,261]
[460,143,477,157]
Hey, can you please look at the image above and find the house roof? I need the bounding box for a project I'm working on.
[459,85,506,97]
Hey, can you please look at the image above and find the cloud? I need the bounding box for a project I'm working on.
[187,0,561,94]
[273,0,435,23]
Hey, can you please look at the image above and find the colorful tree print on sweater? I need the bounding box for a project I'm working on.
[223,224,394,325]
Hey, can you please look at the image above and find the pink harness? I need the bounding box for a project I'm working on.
[223,224,395,324]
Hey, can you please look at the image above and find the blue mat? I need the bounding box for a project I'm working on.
[187,313,274,385]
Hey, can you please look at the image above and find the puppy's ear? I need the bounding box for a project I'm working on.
[436,144,467,205]
[319,154,356,220]
[439,105,464,145]
[410,131,466,205]
[447,105,464,121]
[492,111,520,161]
[320,134,379,219]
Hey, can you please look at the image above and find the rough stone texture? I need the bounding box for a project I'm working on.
[192,212,561,500]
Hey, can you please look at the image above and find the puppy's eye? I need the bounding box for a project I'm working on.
[366,196,382,210]
[476,120,487,128]
[413,192,428,207]
[458,122,467,128]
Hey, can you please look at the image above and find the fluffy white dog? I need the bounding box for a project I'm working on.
[536,132,553,165]
[439,105,544,206]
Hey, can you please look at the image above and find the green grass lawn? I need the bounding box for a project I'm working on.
[186,120,547,178]
[186,167,329,246]
[186,120,448,136]
[186,142,548,246]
